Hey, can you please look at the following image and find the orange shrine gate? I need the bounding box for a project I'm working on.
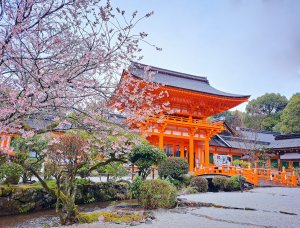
[118,62,297,186]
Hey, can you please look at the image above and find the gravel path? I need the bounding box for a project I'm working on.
[73,187,300,228]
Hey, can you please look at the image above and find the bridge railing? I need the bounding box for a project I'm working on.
[195,166,297,187]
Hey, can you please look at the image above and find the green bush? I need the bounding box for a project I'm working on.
[233,160,250,168]
[190,176,208,193]
[165,176,183,189]
[224,175,245,191]
[182,174,193,187]
[212,176,227,191]
[138,179,177,209]
[75,178,93,186]
[0,162,24,185]
[158,157,189,180]
[130,175,143,199]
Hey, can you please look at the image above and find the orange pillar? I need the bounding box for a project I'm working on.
[200,148,204,167]
[189,137,194,171]
[204,139,210,167]
[180,144,184,158]
[159,134,164,150]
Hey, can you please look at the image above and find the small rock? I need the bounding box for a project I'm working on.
[130,222,139,226]
[117,210,124,216]
[145,220,152,224]
[98,215,105,222]
[134,211,145,216]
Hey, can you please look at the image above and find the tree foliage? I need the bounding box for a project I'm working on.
[244,93,288,131]
[246,93,288,116]
[97,162,128,181]
[129,144,166,179]
[0,0,164,136]
[280,93,300,133]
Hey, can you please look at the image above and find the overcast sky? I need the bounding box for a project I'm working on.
[112,0,300,110]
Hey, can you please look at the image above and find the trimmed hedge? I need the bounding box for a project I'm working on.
[212,176,227,191]
[157,157,189,180]
[138,179,177,209]
[0,162,24,185]
[190,176,208,193]
[224,175,245,191]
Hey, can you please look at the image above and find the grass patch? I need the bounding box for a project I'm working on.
[31,179,57,189]
[0,179,57,190]
[78,211,145,224]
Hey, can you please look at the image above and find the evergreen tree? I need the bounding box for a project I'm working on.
[280,93,300,133]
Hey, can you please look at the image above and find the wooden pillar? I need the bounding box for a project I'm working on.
[189,137,194,171]
[180,144,184,158]
[278,158,281,171]
[288,161,293,169]
[267,159,271,168]
[158,134,163,150]
[204,138,210,167]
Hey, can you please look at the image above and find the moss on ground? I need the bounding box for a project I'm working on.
[0,179,57,191]
[77,211,145,224]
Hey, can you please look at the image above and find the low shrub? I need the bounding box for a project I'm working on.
[0,162,24,185]
[158,157,189,180]
[233,160,250,168]
[190,176,208,193]
[130,175,143,199]
[224,175,245,191]
[180,186,199,195]
[212,176,227,191]
[165,176,183,189]
[138,179,177,209]
[75,178,93,186]
[182,174,193,187]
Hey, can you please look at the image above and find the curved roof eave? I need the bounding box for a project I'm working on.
[127,62,250,99]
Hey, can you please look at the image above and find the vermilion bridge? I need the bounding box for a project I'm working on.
[194,166,298,187]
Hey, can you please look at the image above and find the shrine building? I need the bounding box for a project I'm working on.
[120,62,250,172]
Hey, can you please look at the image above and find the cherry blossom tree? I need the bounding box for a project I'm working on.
[0,0,164,135]
[0,0,168,225]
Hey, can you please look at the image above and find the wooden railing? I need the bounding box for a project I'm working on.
[150,115,223,127]
[194,166,297,187]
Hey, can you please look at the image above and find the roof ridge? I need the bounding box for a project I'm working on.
[275,133,300,140]
[130,61,209,84]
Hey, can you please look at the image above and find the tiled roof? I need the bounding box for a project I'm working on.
[269,133,300,149]
[210,135,230,147]
[129,62,250,99]
[219,135,269,150]
[237,128,279,143]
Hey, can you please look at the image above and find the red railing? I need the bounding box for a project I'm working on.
[194,166,297,187]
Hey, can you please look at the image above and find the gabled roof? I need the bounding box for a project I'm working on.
[128,62,250,99]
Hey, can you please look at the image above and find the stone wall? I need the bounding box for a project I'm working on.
[0,181,129,216]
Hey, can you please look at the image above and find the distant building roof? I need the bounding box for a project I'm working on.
[210,135,230,147]
[237,128,279,144]
[269,133,300,149]
[219,135,269,150]
[128,62,250,99]
[216,127,300,151]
